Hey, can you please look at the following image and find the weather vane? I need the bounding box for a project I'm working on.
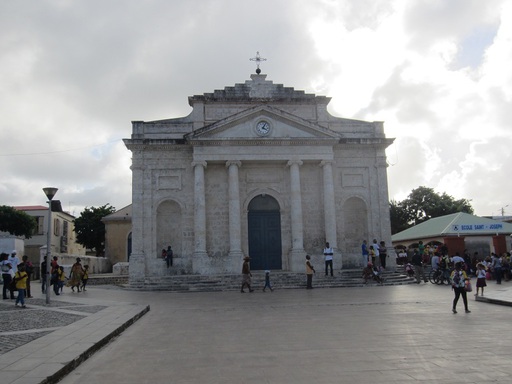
[250,51,267,74]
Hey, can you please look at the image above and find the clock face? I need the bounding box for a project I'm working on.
[256,120,271,136]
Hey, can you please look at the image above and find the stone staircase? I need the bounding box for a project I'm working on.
[124,269,416,292]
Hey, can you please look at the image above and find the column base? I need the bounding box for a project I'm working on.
[289,248,306,272]
[192,251,209,274]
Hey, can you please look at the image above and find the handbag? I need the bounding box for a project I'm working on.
[465,280,472,292]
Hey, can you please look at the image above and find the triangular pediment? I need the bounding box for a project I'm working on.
[185,105,340,144]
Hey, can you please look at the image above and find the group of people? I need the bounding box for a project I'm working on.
[402,241,512,314]
[1,250,96,308]
[42,256,89,295]
[161,245,174,268]
[361,239,389,269]
[1,250,33,307]
[239,242,340,292]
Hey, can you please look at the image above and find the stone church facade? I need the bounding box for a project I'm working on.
[124,73,394,285]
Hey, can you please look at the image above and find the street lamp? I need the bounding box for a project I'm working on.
[43,187,58,305]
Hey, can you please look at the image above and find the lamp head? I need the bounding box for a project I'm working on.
[42,187,58,201]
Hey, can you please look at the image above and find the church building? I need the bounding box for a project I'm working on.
[124,65,394,285]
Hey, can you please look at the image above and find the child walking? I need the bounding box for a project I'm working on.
[475,262,487,297]
[14,265,28,308]
[262,270,273,292]
[82,265,89,291]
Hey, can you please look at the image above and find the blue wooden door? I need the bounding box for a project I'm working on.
[248,211,282,270]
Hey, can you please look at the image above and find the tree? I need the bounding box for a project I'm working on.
[73,204,116,256]
[390,186,474,234]
[0,205,37,238]
[389,200,411,235]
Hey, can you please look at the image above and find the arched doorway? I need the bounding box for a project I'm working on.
[248,195,282,270]
[156,200,182,259]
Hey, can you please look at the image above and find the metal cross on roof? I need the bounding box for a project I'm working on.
[249,51,267,74]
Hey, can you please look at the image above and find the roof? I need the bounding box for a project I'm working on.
[392,212,512,242]
[102,204,132,222]
[14,205,48,211]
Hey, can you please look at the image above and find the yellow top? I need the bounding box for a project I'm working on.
[15,271,28,290]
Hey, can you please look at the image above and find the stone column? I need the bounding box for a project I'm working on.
[128,154,145,286]
[375,154,394,268]
[226,161,243,261]
[287,160,305,270]
[320,160,341,268]
[192,161,208,271]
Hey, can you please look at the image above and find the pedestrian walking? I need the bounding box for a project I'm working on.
[241,257,253,293]
[262,270,273,292]
[82,265,89,291]
[451,262,470,314]
[14,264,28,308]
[68,258,84,292]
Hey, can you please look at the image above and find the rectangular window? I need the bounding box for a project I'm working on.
[34,216,45,235]
[54,218,61,236]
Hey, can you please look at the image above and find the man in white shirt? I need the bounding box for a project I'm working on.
[372,239,380,263]
[323,242,334,277]
[452,252,464,265]
[8,250,20,272]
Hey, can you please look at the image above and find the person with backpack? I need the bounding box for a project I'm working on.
[451,262,470,314]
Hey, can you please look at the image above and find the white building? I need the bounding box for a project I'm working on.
[124,72,394,285]
[13,206,86,260]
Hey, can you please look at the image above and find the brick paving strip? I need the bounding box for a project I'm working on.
[0,298,149,384]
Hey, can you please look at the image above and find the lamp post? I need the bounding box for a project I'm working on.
[43,187,58,305]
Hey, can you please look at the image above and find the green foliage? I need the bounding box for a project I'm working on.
[390,186,474,234]
[73,204,116,256]
[0,205,37,238]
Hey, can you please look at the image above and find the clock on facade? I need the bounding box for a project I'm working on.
[255,120,271,136]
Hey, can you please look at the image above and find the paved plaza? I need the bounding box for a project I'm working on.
[2,279,512,384]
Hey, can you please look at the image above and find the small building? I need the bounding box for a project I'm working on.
[13,206,86,260]
[392,212,512,258]
[102,204,132,265]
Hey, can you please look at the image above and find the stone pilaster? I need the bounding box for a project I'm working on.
[192,161,208,272]
[287,160,305,271]
[320,160,341,268]
[129,154,145,285]
[226,161,243,261]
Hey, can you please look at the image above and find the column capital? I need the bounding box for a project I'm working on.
[226,160,242,168]
[287,159,303,167]
[319,159,334,168]
[191,160,207,168]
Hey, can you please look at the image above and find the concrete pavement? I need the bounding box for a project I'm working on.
[2,279,512,384]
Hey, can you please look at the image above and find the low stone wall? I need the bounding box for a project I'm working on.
[113,262,129,275]
[32,254,112,280]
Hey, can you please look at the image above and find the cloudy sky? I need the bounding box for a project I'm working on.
[1,0,510,218]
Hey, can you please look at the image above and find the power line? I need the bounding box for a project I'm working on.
[0,138,124,157]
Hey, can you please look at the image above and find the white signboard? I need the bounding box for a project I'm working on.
[452,223,503,231]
